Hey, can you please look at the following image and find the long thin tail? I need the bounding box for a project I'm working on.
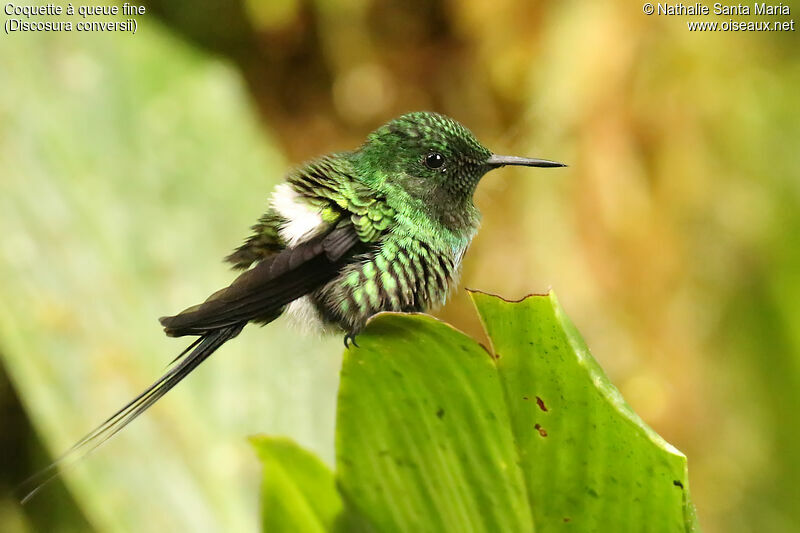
[18,323,245,504]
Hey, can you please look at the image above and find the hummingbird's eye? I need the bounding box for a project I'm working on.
[423,152,445,170]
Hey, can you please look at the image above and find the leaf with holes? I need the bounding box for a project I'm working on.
[256,291,698,532]
[469,291,699,532]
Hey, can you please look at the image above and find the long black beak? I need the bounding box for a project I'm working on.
[486,154,567,168]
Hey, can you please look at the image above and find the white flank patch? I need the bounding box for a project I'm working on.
[270,183,329,332]
[270,183,324,246]
[285,296,329,334]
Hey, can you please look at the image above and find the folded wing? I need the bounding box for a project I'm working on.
[160,223,364,336]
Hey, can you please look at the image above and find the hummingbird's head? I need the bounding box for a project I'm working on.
[357,112,565,217]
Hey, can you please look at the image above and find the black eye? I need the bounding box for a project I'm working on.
[424,152,445,169]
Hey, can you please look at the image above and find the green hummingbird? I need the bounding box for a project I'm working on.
[24,111,564,500]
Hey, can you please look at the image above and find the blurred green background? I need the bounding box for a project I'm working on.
[0,1,798,532]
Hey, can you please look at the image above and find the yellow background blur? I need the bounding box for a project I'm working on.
[1,1,798,532]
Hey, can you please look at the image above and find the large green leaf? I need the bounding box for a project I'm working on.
[471,291,698,532]
[336,314,533,533]
[256,291,697,532]
[0,24,342,533]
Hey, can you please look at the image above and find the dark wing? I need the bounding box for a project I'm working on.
[225,208,286,270]
[160,223,363,337]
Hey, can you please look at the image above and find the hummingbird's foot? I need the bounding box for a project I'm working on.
[343,332,360,349]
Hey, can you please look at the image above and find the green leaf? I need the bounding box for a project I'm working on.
[327,291,698,532]
[0,25,343,533]
[336,314,534,533]
[250,436,343,533]
[471,291,698,532]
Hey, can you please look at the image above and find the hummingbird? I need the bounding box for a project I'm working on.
[23,111,564,500]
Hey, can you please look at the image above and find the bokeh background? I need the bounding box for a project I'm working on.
[1,1,798,532]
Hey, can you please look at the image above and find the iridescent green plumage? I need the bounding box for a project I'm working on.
[216,112,524,333]
[25,113,564,498]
